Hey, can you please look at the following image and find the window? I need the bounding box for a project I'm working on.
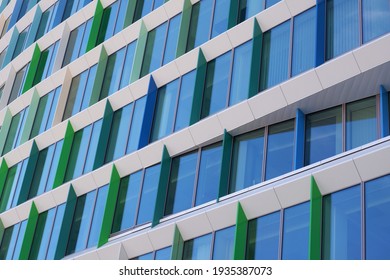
[0,47,7,69]
[66,186,108,256]
[32,41,60,86]
[182,226,235,260]
[64,120,102,182]
[63,64,97,120]
[0,220,27,260]
[132,247,172,260]
[150,70,196,141]
[238,0,264,23]
[30,86,61,139]
[35,2,59,41]
[96,0,127,44]
[133,0,165,22]
[111,164,161,234]
[8,63,29,105]
[62,18,93,67]
[322,186,361,260]
[99,41,137,100]
[165,143,222,216]
[28,204,66,260]
[28,140,63,199]
[104,97,146,163]
[2,107,29,155]
[0,16,10,39]
[362,0,390,43]
[62,0,92,21]
[12,25,31,59]
[162,14,181,65]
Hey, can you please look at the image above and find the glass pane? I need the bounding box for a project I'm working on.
[151,79,179,141]
[282,202,310,260]
[326,0,359,60]
[163,14,181,65]
[238,0,264,23]
[136,164,161,225]
[100,47,126,100]
[63,69,89,120]
[195,144,222,206]
[211,0,230,38]
[165,152,198,215]
[134,0,154,21]
[87,185,108,248]
[0,223,20,260]
[292,7,316,76]
[229,129,264,193]
[174,70,196,132]
[229,40,252,106]
[62,22,86,66]
[0,165,17,212]
[112,171,143,233]
[35,8,51,41]
[186,0,213,51]
[80,64,97,112]
[135,252,153,260]
[155,247,172,260]
[11,220,27,260]
[365,175,390,259]
[83,119,102,174]
[44,140,63,193]
[265,120,294,180]
[212,226,235,260]
[346,97,377,150]
[362,0,390,43]
[97,1,120,44]
[266,0,281,8]
[260,21,290,90]
[8,159,28,209]
[46,204,66,260]
[201,51,231,118]
[322,186,361,260]
[305,106,342,165]
[183,234,212,260]
[126,97,146,154]
[13,26,30,59]
[246,211,280,260]
[8,63,29,104]
[119,41,137,89]
[114,0,126,35]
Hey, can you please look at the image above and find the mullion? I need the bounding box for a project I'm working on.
[170,76,183,136]
[208,0,217,41]
[261,126,269,182]
[278,209,284,260]
[225,48,235,109]
[191,148,202,208]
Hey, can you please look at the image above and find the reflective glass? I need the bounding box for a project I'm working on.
[362,0,390,43]
[38,41,60,83]
[87,186,109,248]
[100,47,126,100]
[134,0,153,22]
[266,0,281,8]
[135,252,153,260]
[126,97,146,154]
[238,0,264,23]
[13,25,30,59]
[212,226,235,260]
[97,1,120,44]
[211,0,230,38]
[119,41,137,89]
[186,0,213,51]
[46,204,66,260]
[35,2,58,40]
[183,234,212,260]
[174,70,196,132]
[163,14,181,65]
[155,247,172,260]
[0,223,20,259]
[11,220,27,260]
[8,63,29,104]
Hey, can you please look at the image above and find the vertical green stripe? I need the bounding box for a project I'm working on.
[0,218,4,244]
[0,110,13,156]
[22,44,42,94]
[53,122,74,189]
[25,6,42,47]
[189,49,207,125]
[176,0,192,57]
[130,21,148,83]
[90,46,108,107]
[20,90,40,144]
[123,1,137,28]
[152,146,171,227]
[234,202,248,260]
[19,202,39,260]
[228,0,239,29]
[86,0,104,52]
[97,165,120,247]
[93,101,113,170]
[55,186,77,260]
[171,225,184,260]
[0,159,9,209]
[218,130,232,200]
[249,20,262,98]
[17,141,39,205]
[309,176,322,260]
[3,28,19,67]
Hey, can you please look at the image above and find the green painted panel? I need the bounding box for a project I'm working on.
[22,44,42,94]
[152,146,171,227]
[176,0,192,58]
[20,90,40,144]
[309,176,322,260]
[171,225,184,260]
[0,218,4,243]
[53,122,74,189]
[218,130,233,201]
[0,159,9,211]
[234,202,248,260]
[97,165,120,248]
[3,28,19,67]
[228,0,239,29]
[93,101,113,170]
[17,141,40,205]
[189,49,207,125]
[86,0,104,52]
[123,1,137,28]
[54,186,77,260]
[0,110,13,156]
[25,6,42,47]
[89,46,108,106]
[249,20,263,98]
[19,202,39,260]
[130,21,148,83]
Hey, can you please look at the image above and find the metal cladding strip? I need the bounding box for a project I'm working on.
[97,164,120,248]
[86,0,104,53]
[176,0,192,58]
[130,20,148,83]
[0,109,13,156]
[189,48,206,125]
[294,109,305,170]
[2,28,19,67]
[248,20,262,99]
[233,202,248,260]
[0,159,9,213]
[309,175,322,260]
[25,5,42,47]
[171,224,184,260]
[19,89,40,144]
[22,43,42,93]
[89,46,108,107]
[380,85,389,138]
[18,201,38,260]
[218,129,233,200]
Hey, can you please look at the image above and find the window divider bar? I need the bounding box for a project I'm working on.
[249,20,262,98]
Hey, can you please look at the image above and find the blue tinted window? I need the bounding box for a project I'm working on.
[8,63,29,105]
[362,0,390,43]
[100,47,126,100]
[0,222,23,259]
[12,25,30,59]
[126,97,146,154]
[3,107,29,155]
[246,211,280,260]
[174,70,196,132]
[119,41,137,89]
[187,0,213,51]
[10,220,27,260]
[45,204,66,260]
[322,186,361,260]
[211,0,230,38]
[163,14,181,65]
[155,247,172,260]
[35,2,59,40]
[62,0,92,21]
[87,186,108,248]
[282,202,310,260]
[238,0,264,23]
[183,234,212,260]
[266,0,281,8]
[212,226,235,260]
[39,41,60,82]
[97,0,121,43]
[4,159,28,211]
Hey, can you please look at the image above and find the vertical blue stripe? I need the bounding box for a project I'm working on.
[380,85,389,138]
[52,0,67,28]
[294,109,305,170]
[3,28,20,67]
[25,6,42,47]
[8,0,24,31]
[315,0,326,67]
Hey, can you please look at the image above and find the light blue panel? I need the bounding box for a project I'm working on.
[294,109,305,170]
[25,6,43,47]
[380,85,389,137]
[3,28,20,67]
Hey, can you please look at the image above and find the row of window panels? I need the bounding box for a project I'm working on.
[0,94,383,236]
[2,169,390,260]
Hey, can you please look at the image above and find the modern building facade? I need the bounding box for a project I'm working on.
[0,0,389,260]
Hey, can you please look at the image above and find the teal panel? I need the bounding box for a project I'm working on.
[86,0,104,52]
[19,202,39,260]
[249,20,262,98]
[309,176,322,260]
[234,202,248,260]
[0,110,13,156]
[93,101,113,171]
[171,225,184,260]
[228,0,239,29]
[218,130,232,200]
[176,0,192,58]
[189,49,207,125]
[123,1,137,28]
[90,46,108,106]
[20,90,40,144]
[130,21,148,83]
[25,6,42,47]
[0,159,9,210]
[2,28,19,67]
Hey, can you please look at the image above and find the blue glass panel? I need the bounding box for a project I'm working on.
[326,0,359,60]
[80,64,97,112]
[322,186,361,260]
[0,223,20,259]
[260,21,290,90]
[292,7,316,76]
[282,202,310,260]
[100,47,126,100]
[365,175,390,260]
[186,0,213,51]
[11,220,27,260]
[126,97,146,153]
[136,252,153,260]
[119,41,137,89]
[265,120,294,180]
[46,204,66,260]
[195,144,222,206]
[212,226,235,260]
[238,0,264,23]
[183,234,212,260]
[101,1,120,42]
[87,185,108,248]
[83,119,102,174]
[114,0,126,35]
[362,0,390,43]
[45,140,63,193]
[13,25,30,59]
[229,40,252,106]
[266,0,281,8]
[155,247,172,260]
[63,69,88,120]
[174,70,196,132]
[246,211,280,260]
[163,14,181,65]
[229,129,264,193]
[211,0,230,38]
